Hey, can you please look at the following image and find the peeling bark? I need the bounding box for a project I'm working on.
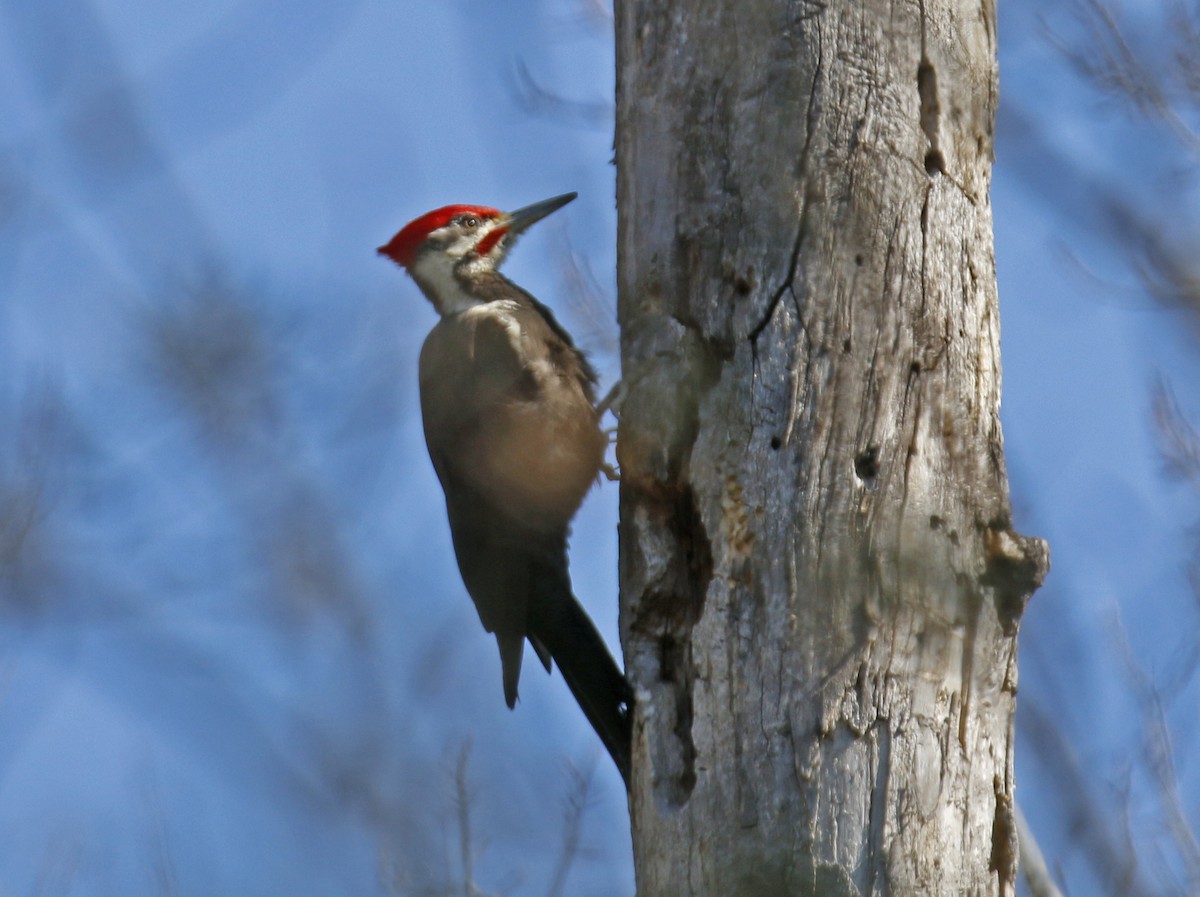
[614,2,1048,895]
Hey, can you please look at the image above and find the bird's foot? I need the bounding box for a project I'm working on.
[596,379,626,419]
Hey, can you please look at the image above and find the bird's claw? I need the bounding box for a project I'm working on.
[596,379,626,419]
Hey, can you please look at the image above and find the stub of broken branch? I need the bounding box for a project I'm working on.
[982,524,1051,635]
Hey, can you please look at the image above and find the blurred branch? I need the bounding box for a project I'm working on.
[1110,617,1200,895]
[1022,2,1200,338]
[1172,5,1200,98]
[1118,209,1200,327]
[1,0,364,281]
[376,745,610,897]
[510,60,611,128]
[453,740,481,897]
[31,829,83,897]
[996,100,1200,336]
[143,278,279,454]
[1150,379,1200,702]
[0,0,215,271]
[1054,0,1200,153]
[554,230,618,362]
[141,765,180,897]
[545,760,597,897]
[1016,803,1066,897]
[0,387,69,612]
[141,276,375,636]
[1020,696,1155,897]
[573,0,613,29]
[1153,379,1200,487]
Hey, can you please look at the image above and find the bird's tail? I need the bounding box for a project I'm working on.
[531,592,634,787]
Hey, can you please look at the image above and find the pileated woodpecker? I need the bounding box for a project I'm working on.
[378,192,633,783]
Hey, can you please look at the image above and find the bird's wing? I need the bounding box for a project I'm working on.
[418,310,555,704]
[419,310,530,602]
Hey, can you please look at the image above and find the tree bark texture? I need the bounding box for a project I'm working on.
[615,2,1049,896]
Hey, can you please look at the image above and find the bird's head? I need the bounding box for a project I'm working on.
[378,192,576,315]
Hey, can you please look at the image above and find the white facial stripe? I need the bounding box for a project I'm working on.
[409,218,509,316]
[428,220,504,258]
[411,250,480,315]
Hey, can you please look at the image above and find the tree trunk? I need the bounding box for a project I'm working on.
[614,2,1049,896]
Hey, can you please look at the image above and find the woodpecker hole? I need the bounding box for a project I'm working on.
[654,631,697,804]
[924,149,946,176]
[658,633,681,683]
[918,59,945,177]
[770,435,782,451]
[910,360,922,374]
[855,445,881,484]
[724,264,756,298]
[842,338,852,353]
[854,254,864,267]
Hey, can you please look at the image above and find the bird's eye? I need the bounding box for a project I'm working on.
[460,215,479,229]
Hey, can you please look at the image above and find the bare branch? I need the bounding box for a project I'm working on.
[510,60,611,128]
[553,231,618,360]
[1120,213,1200,328]
[1170,3,1200,99]
[1110,619,1200,895]
[1016,803,1066,897]
[0,387,70,612]
[573,0,613,28]
[1054,0,1200,153]
[452,740,479,897]
[1153,379,1200,486]
[545,760,598,897]
[1020,697,1155,897]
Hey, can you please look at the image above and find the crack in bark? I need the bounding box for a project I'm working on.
[919,184,933,315]
[749,27,821,347]
[782,332,808,448]
[748,215,808,345]
[958,579,982,751]
[866,722,892,896]
[989,776,1018,896]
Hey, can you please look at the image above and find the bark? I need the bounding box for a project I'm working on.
[614,2,1049,896]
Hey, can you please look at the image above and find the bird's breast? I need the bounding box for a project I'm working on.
[420,302,605,532]
[480,371,604,530]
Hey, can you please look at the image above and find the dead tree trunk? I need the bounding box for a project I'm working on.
[614,2,1049,895]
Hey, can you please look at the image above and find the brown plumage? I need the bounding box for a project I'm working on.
[379,194,633,784]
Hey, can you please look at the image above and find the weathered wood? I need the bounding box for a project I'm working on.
[614,2,1049,895]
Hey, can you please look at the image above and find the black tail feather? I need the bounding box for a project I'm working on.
[531,592,634,786]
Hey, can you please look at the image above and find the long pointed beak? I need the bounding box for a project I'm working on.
[501,192,577,235]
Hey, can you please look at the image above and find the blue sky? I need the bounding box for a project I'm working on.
[0,1,1197,895]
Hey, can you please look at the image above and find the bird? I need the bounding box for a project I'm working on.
[377,192,633,784]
